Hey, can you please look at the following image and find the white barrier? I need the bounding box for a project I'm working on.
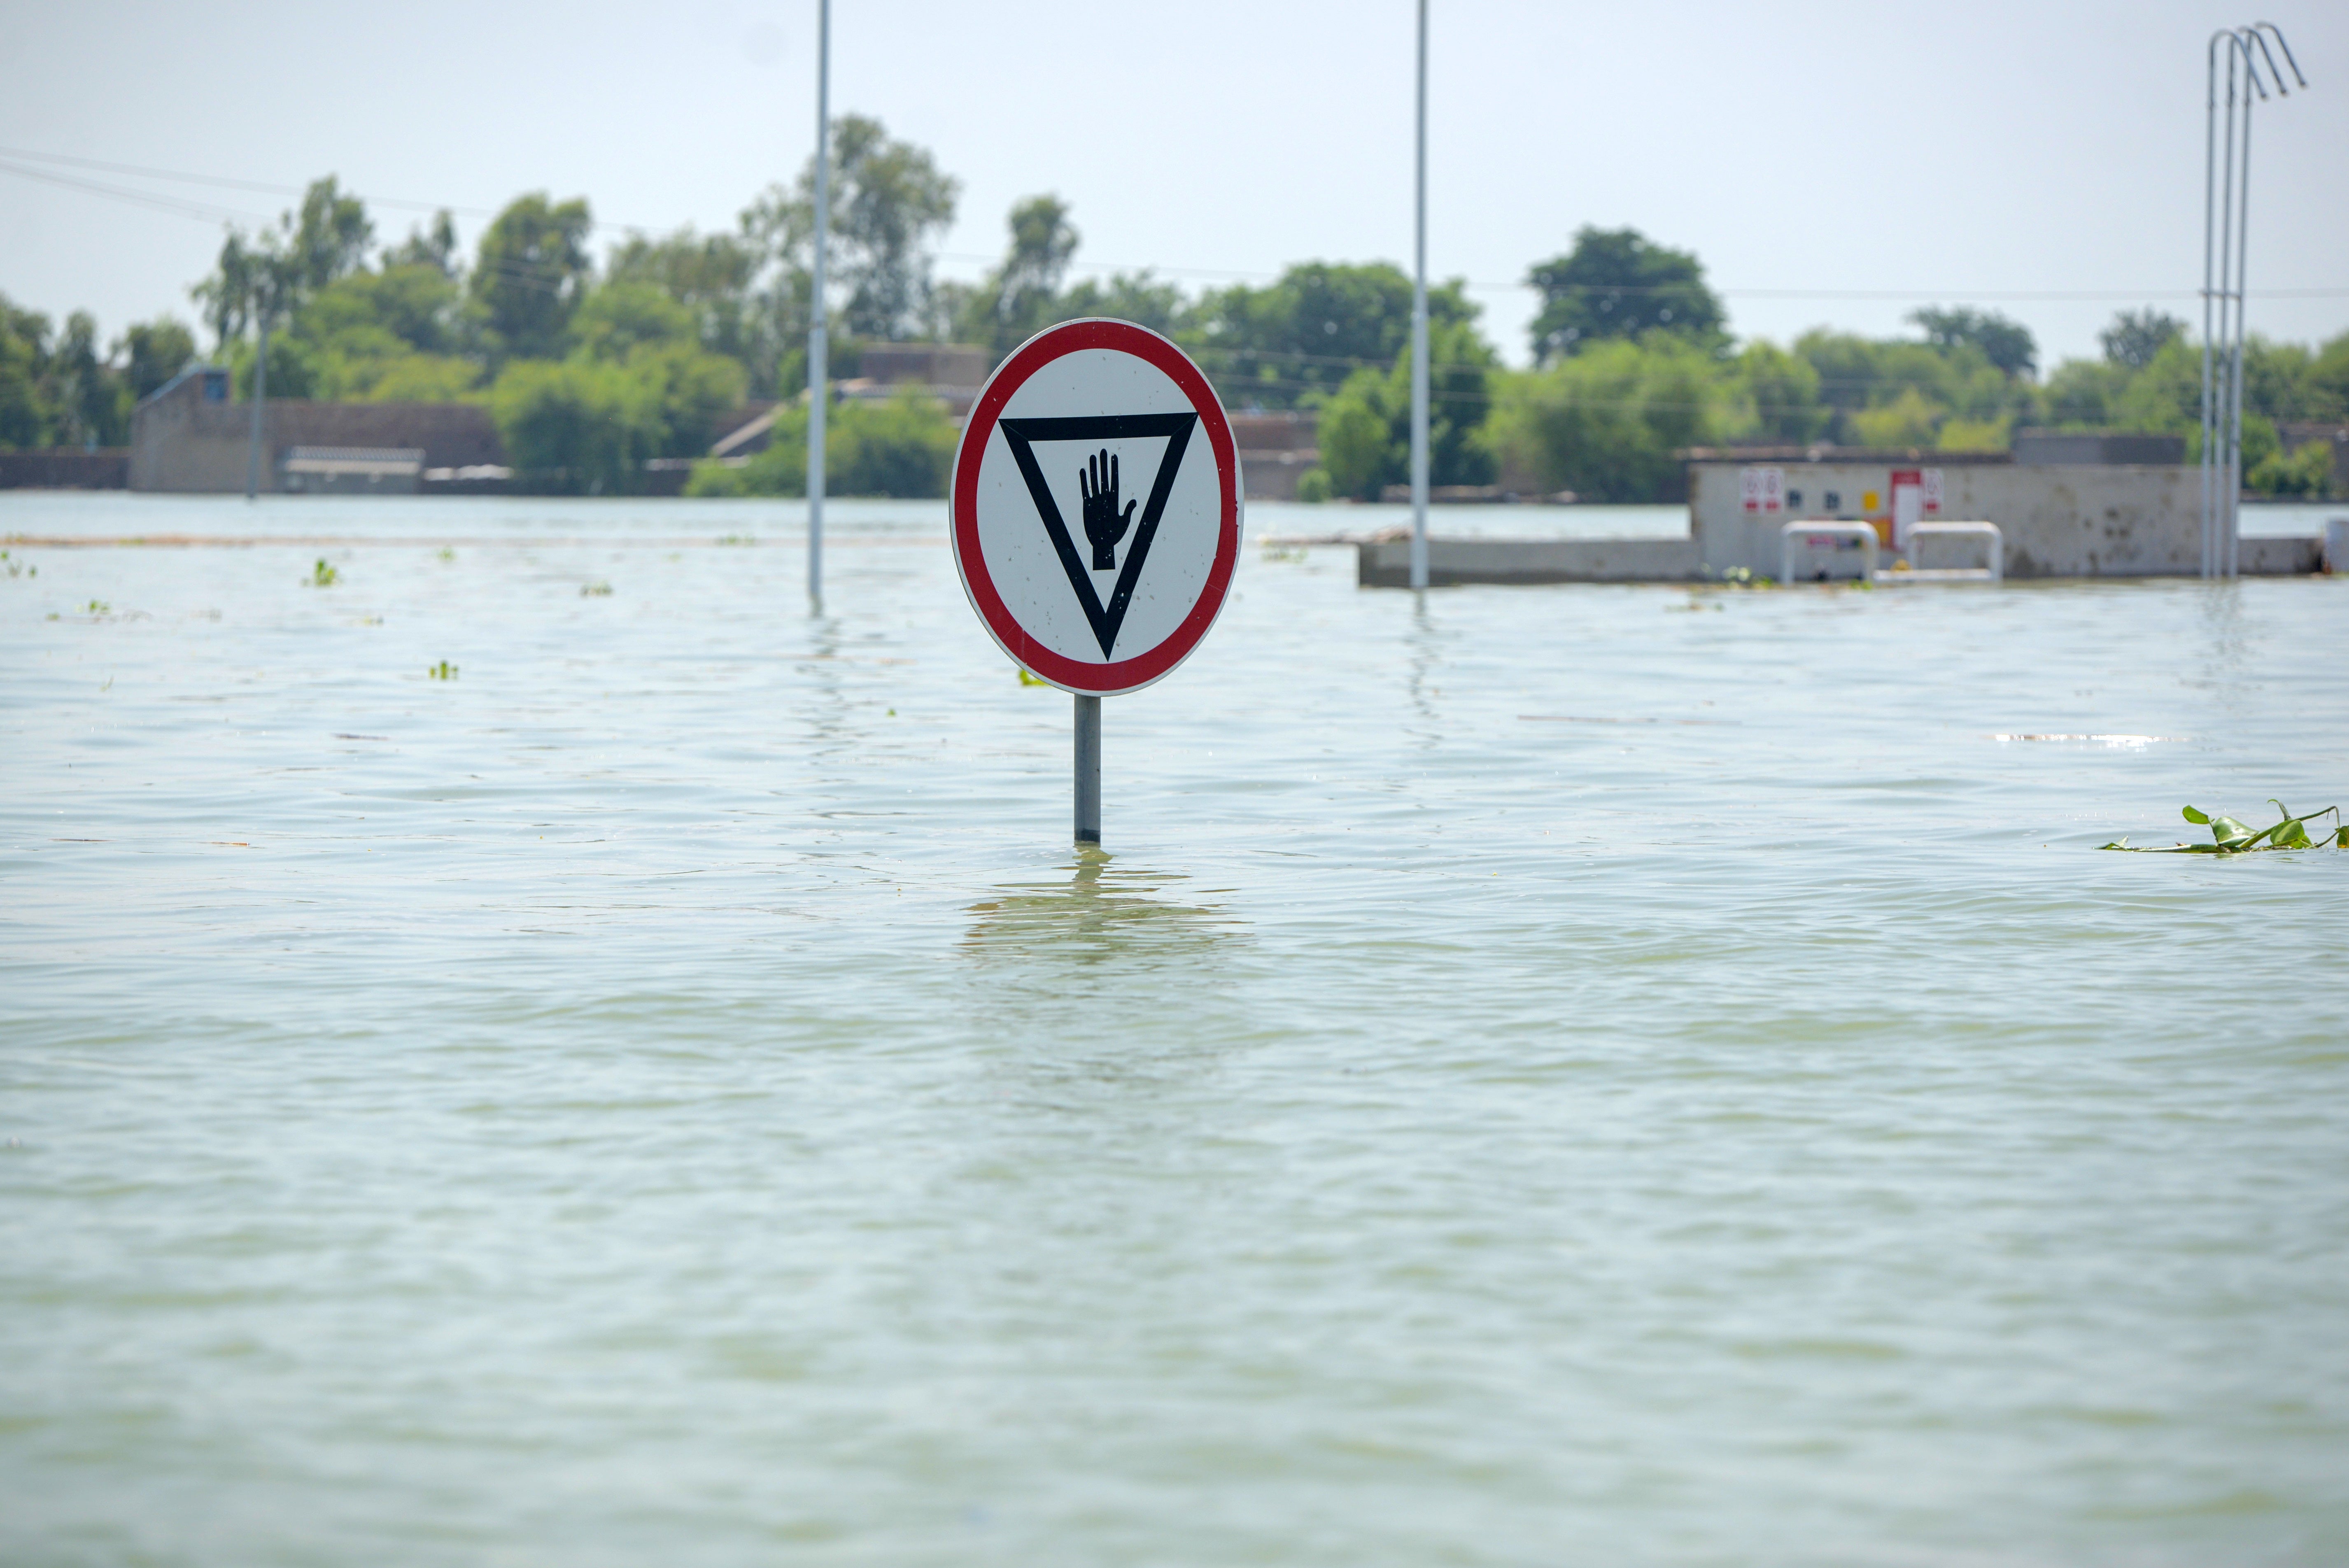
[1901,521,2004,582]
[2325,518,2349,575]
[1780,521,1879,583]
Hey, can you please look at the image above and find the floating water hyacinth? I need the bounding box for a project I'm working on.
[2102,801,2346,853]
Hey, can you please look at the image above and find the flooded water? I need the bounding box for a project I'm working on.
[5,491,2347,1566]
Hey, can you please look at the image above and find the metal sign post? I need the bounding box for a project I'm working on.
[950,319,1242,848]
[807,0,832,607]
[1408,0,1431,591]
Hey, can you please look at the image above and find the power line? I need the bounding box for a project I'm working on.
[6,143,2344,310]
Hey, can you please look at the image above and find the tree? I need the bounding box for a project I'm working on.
[386,211,461,276]
[1315,319,1497,499]
[1188,261,1477,410]
[471,193,594,363]
[969,193,1079,353]
[1526,228,1724,362]
[1490,336,1723,502]
[0,295,54,449]
[606,228,760,366]
[191,177,373,353]
[488,358,664,494]
[1729,341,1825,444]
[2310,330,2349,422]
[1909,306,2035,379]
[2100,308,2185,371]
[742,115,959,343]
[116,318,196,402]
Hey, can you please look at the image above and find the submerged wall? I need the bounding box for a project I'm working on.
[130,373,504,493]
[1688,461,2310,578]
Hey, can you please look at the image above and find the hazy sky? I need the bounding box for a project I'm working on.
[3,0,2343,370]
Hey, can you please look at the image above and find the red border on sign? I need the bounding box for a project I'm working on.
[951,319,1240,697]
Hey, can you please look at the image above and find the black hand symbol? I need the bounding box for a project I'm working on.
[1079,448,1137,571]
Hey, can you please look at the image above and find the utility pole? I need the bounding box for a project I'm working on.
[246,295,268,502]
[2200,23,2305,579]
[807,0,832,606]
[1408,0,1431,592]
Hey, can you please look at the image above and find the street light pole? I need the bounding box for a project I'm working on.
[807,0,831,607]
[1408,0,1431,592]
[2200,23,2305,580]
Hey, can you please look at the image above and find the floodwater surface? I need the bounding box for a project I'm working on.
[4,492,2347,1566]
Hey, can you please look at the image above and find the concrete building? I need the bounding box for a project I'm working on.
[1358,445,2323,586]
[130,366,504,493]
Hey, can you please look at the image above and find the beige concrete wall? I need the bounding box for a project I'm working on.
[1359,537,1701,587]
[131,375,505,493]
[1687,461,2292,578]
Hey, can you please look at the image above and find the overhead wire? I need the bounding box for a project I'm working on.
[7,143,2344,308]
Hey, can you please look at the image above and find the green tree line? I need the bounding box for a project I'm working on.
[11,118,2346,501]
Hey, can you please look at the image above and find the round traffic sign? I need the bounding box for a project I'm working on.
[951,319,1240,696]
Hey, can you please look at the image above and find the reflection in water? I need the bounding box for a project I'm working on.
[962,848,1242,969]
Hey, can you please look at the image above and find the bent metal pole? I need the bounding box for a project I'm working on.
[806,0,831,606]
[2200,23,2306,580]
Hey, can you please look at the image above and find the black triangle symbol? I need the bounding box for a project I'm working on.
[998,412,1198,660]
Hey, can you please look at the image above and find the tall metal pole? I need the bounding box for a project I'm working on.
[1074,694,1100,846]
[2199,34,2223,579]
[807,0,831,606]
[246,312,267,502]
[1407,0,1431,592]
[2228,77,2253,581]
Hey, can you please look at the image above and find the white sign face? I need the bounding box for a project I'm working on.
[952,320,1240,696]
[1741,466,1785,513]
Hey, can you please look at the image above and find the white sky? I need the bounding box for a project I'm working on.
[3,0,2344,370]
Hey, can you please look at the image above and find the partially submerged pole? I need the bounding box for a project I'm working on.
[807,0,831,606]
[1407,0,1431,592]
[246,316,267,502]
[1074,694,1101,846]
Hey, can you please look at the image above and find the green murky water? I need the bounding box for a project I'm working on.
[4,492,2346,1565]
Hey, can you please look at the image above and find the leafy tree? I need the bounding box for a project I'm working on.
[116,318,196,401]
[687,391,955,498]
[743,115,958,343]
[1057,271,1187,338]
[961,193,1079,354]
[0,296,54,449]
[2100,308,2185,371]
[1188,261,1477,410]
[606,228,760,366]
[2041,359,2126,429]
[191,177,373,354]
[1315,319,1497,499]
[488,358,664,494]
[1727,340,1825,444]
[1848,386,1943,448]
[2309,330,2349,421]
[1526,228,1723,362]
[1908,305,2035,378]
[471,193,594,363]
[386,211,461,276]
[1489,336,1722,502]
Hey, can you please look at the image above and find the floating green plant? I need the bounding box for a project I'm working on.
[309,559,339,587]
[1016,667,1047,687]
[1714,566,1776,589]
[428,660,459,680]
[436,547,456,563]
[2102,801,2346,853]
[581,581,613,597]
[84,598,110,615]
[718,534,757,546]
[1,549,29,578]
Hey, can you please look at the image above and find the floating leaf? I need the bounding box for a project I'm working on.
[2105,801,2341,853]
